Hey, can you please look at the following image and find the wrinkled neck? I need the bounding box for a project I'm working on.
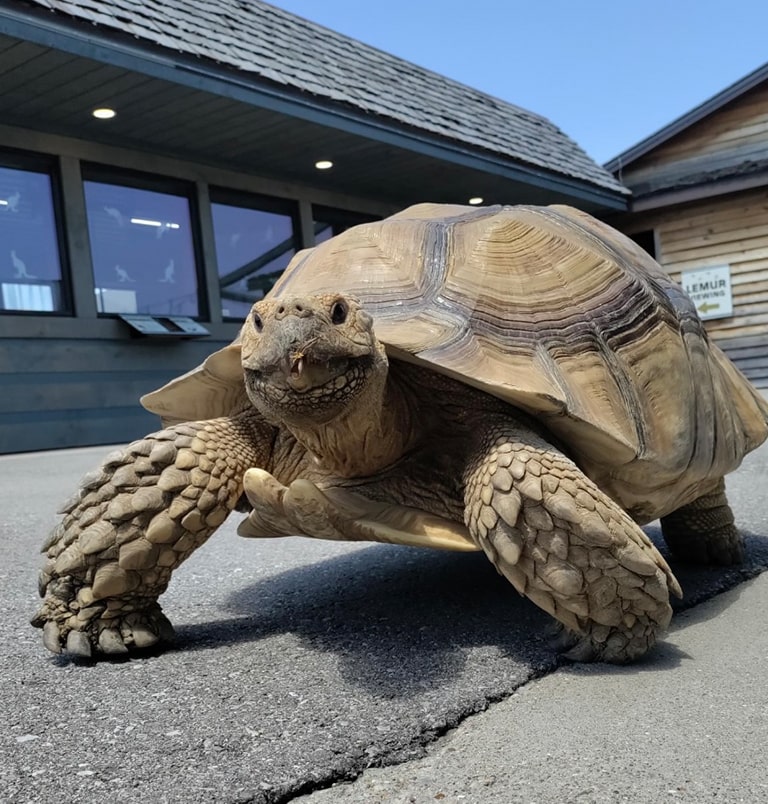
[286,366,416,478]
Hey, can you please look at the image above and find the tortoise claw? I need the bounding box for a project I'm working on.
[66,630,92,658]
[547,623,598,662]
[98,628,129,655]
[38,570,52,598]
[153,610,176,644]
[131,624,160,650]
[42,620,62,654]
[562,637,597,663]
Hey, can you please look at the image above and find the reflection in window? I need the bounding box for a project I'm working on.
[0,163,66,313]
[211,197,297,321]
[84,180,199,316]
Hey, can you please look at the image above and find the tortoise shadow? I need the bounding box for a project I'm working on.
[174,528,768,694]
[177,545,557,696]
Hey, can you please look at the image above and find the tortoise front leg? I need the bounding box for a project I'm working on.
[32,409,273,658]
[464,419,682,663]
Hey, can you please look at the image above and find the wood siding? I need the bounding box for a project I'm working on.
[0,336,233,453]
[618,84,768,195]
[617,188,768,387]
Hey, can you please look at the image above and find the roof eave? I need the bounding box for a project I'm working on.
[0,5,628,211]
[605,61,768,173]
[627,170,768,213]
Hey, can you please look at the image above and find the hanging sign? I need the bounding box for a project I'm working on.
[680,264,733,320]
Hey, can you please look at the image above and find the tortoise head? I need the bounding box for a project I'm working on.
[241,293,388,426]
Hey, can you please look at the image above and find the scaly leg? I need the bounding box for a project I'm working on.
[661,478,744,565]
[32,409,273,658]
[464,419,682,663]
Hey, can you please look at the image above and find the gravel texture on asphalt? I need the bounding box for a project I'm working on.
[2,443,767,803]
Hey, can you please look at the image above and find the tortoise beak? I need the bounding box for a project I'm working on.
[280,353,348,393]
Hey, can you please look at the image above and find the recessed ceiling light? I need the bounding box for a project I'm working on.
[92,107,116,120]
[468,197,484,205]
[315,160,333,170]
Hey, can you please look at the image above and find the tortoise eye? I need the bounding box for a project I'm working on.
[253,312,263,332]
[330,299,348,325]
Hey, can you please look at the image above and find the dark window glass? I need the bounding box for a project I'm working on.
[312,205,378,244]
[629,229,657,260]
[84,180,199,316]
[211,196,297,321]
[0,163,66,313]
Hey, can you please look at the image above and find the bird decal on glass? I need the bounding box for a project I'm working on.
[159,258,175,284]
[104,206,126,227]
[11,250,36,279]
[114,265,135,283]
[2,190,20,212]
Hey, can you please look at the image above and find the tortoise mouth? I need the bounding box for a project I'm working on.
[244,354,374,421]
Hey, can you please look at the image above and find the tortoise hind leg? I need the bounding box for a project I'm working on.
[463,418,682,663]
[660,478,744,565]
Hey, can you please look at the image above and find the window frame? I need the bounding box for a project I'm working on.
[0,148,73,317]
[311,204,379,241]
[80,163,208,320]
[209,186,301,321]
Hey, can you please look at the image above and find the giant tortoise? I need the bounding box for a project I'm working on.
[33,203,768,663]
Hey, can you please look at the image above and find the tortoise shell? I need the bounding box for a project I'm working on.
[143,203,768,520]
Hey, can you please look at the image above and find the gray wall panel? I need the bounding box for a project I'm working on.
[0,406,158,453]
[0,336,231,453]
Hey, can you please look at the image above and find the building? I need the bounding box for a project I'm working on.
[0,0,627,453]
[606,63,768,389]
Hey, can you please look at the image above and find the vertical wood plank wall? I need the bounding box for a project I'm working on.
[616,85,768,195]
[617,187,768,387]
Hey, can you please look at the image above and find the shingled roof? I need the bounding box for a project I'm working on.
[17,0,626,197]
[605,61,768,173]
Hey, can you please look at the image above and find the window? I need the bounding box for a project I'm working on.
[211,191,298,321]
[0,158,67,313]
[629,229,657,260]
[312,205,379,244]
[83,172,200,317]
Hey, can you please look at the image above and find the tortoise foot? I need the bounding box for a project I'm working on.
[661,479,745,566]
[32,593,175,658]
[558,617,658,664]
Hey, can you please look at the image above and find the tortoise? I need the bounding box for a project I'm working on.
[33,202,768,663]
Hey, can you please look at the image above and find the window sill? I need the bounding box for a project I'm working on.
[0,314,241,341]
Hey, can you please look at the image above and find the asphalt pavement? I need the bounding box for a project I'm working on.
[1,440,767,804]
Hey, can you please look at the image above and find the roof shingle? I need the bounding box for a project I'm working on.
[19,0,627,195]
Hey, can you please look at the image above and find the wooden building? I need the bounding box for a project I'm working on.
[0,0,628,454]
[606,63,768,389]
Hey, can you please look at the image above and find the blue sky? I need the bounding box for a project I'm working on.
[268,1,768,165]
